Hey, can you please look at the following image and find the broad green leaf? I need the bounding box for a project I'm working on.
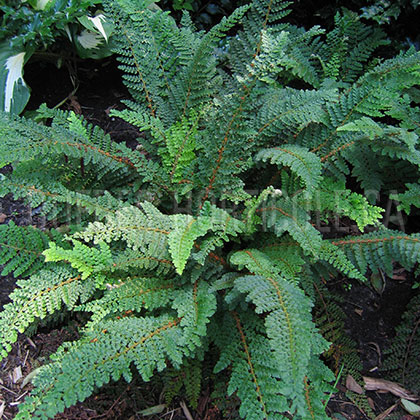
[0,43,33,114]
[78,14,113,42]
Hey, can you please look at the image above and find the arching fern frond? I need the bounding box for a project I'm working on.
[0,172,125,222]
[229,248,331,414]
[0,221,50,278]
[78,276,175,329]
[0,265,93,359]
[16,281,216,420]
[381,293,420,394]
[213,311,290,420]
[331,230,420,276]
[296,177,384,230]
[256,145,322,193]
[257,197,323,256]
[73,203,170,254]
[0,111,137,176]
[43,240,113,282]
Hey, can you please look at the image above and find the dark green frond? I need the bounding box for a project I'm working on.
[331,230,420,276]
[0,222,50,278]
[0,265,92,359]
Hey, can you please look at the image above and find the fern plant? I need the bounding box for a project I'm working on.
[1,0,420,419]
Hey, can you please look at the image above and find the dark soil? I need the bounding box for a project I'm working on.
[0,56,419,420]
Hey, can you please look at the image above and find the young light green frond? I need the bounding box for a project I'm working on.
[0,221,50,278]
[157,110,199,182]
[297,177,384,230]
[43,240,112,281]
[168,215,212,274]
[0,265,93,359]
[331,230,420,276]
[73,203,171,261]
[36,105,91,141]
[256,145,322,193]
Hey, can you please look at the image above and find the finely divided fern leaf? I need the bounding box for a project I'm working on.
[0,222,50,278]
[256,145,322,193]
[168,215,212,274]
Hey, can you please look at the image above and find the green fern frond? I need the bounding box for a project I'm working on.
[229,249,331,412]
[381,293,420,393]
[16,282,216,419]
[73,203,170,255]
[256,87,337,144]
[111,249,175,275]
[0,222,50,278]
[0,173,124,221]
[16,314,184,420]
[79,276,175,328]
[0,111,137,175]
[168,215,212,274]
[391,183,420,214]
[258,197,323,256]
[315,9,388,83]
[0,265,93,359]
[317,242,365,281]
[255,26,325,87]
[256,145,322,193]
[228,0,291,76]
[331,229,420,276]
[160,112,198,182]
[213,311,290,420]
[297,177,384,230]
[43,240,112,282]
[260,243,305,280]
